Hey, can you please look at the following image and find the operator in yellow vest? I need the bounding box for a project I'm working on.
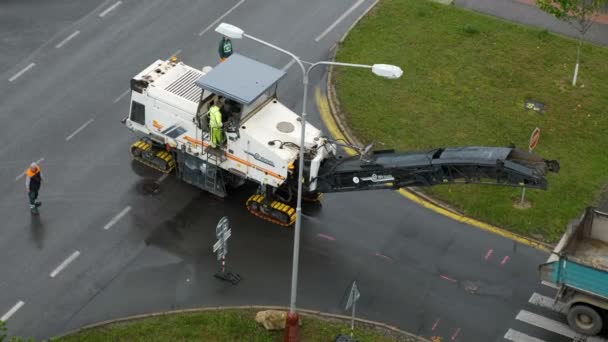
[208,103,224,148]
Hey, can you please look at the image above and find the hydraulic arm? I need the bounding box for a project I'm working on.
[312,146,559,193]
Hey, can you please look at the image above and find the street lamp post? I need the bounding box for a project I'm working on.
[215,23,402,342]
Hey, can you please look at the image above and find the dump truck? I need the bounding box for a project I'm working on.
[540,207,608,336]
[122,53,560,226]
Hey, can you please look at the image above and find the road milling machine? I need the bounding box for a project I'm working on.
[123,53,560,226]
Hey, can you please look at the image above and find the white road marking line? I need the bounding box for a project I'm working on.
[504,328,546,342]
[9,63,36,82]
[528,292,567,313]
[198,0,246,36]
[169,49,182,58]
[281,59,296,72]
[99,1,122,17]
[1,301,25,322]
[15,157,45,181]
[157,173,169,184]
[65,118,94,141]
[112,89,130,103]
[50,251,80,278]
[315,0,365,42]
[104,206,132,230]
[516,310,608,342]
[55,30,80,49]
[541,280,558,289]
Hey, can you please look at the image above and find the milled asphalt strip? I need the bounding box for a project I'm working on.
[103,206,132,230]
[504,328,546,342]
[50,251,81,278]
[112,89,130,103]
[198,0,246,36]
[99,1,122,18]
[9,63,36,82]
[1,301,25,322]
[516,310,607,342]
[55,30,80,49]
[66,118,94,141]
[15,157,45,181]
[315,0,366,42]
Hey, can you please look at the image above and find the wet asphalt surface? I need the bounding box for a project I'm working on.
[0,0,589,341]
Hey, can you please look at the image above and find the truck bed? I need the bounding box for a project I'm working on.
[540,208,608,300]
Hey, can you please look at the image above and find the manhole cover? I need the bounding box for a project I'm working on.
[276,121,295,133]
[136,179,161,195]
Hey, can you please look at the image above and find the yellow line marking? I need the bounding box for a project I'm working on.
[315,86,550,252]
[397,189,550,252]
[315,87,357,156]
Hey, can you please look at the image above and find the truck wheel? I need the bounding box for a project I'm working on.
[567,304,603,336]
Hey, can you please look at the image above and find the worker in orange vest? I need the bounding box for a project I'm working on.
[25,162,43,214]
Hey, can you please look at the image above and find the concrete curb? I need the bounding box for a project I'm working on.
[52,305,430,341]
[323,0,553,252]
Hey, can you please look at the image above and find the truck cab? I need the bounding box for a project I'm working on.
[540,207,608,336]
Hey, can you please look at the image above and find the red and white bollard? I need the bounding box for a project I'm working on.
[283,311,300,342]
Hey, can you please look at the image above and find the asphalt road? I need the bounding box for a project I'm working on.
[0,1,604,341]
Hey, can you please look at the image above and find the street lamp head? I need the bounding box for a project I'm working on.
[215,23,244,39]
[371,64,403,79]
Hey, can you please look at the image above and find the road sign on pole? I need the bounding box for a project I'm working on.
[520,127,541,207]
[528,127,541,151]
[345,281,361,338]
[214,216,231,262]
[212,216,241,285]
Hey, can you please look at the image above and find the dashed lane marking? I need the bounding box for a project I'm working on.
[65,118,94,141]
[55,30,80,49]
[156,173,169,184]
[282,59,296,72]
[169,49,182,58]
[1,301,25,322]
[103,206,132,230]
[9,63,35,82]
[50,251,80,278]
[112,89,130,103]
[99,1,122,17]
[198,0,246,36]
[315,0,365,42]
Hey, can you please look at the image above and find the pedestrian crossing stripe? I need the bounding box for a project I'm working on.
[504,328,545,342]
[503,288,608,342]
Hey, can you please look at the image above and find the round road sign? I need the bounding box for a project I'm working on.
[529,127,541,151]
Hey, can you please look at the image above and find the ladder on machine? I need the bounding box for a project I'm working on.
[204,145,227,195]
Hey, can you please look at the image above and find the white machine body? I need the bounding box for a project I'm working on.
[124,57,333,189]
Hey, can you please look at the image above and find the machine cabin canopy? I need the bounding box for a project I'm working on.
[195,54,286,106]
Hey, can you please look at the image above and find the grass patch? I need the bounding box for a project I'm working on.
[333,0,608,242]
[52,309,412,342]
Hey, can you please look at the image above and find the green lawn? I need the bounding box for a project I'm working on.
[52,309,412,342]
[333,0,608,242]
